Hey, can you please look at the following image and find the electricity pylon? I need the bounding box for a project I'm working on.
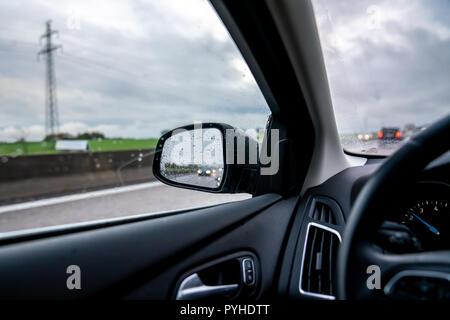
[38,20,62,139]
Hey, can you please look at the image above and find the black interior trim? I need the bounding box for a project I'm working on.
[126,195,299,300]
[171,251,259,300]
[0,194,281,299]
[344,149,387,159]
[212,0,315,196]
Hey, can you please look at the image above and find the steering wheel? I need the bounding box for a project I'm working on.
[337,114,450,300]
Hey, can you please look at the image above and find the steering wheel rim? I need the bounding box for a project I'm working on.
[337,114,450,300]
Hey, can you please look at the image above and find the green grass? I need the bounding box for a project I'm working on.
[0,141,57,156]
[88,138,157,152]
[0,138,158,156]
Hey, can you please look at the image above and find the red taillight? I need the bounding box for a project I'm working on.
[395,131,402,138]
[378,131,383,138]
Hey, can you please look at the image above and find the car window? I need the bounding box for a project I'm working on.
[312,0,449,156]
[0,0,270,233]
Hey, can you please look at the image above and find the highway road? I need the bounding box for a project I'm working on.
[0,140,406,234]
[0,181,250,234]
[171,173,222,189]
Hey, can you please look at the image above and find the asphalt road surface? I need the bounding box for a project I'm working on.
[0,140,405,234]
[0,182,250,234]
[171,173,222,189]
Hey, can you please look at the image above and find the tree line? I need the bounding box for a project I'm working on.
[44,131,105,141]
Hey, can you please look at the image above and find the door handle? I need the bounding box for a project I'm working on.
[176,273,239,300]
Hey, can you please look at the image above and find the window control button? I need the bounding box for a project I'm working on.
[242,258,255,285]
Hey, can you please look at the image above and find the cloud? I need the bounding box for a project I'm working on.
[0,0,448,144]
[0,0,270,141]
[0,122,122,142]
[313,0,450,133]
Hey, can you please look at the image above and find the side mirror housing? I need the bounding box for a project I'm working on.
[152,123,260,193]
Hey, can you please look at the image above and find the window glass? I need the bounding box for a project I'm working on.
[0,0,270,232]
[312,0,449,156]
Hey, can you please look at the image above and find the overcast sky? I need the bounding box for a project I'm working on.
[0,0,449,141]
[0,0,269,141]
[313,0,449,133]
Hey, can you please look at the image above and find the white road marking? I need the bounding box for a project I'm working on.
[0,181,164,215]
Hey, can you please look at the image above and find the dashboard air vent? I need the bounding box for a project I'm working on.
[300,223,341,299]
[308,198,344,226]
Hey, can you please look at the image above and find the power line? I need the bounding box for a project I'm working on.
[38,20,62,139]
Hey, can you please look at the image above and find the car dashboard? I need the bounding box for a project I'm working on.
[279,152,449,299]
[380,181,449,253]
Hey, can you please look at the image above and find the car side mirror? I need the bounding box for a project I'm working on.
[152,123,260,193]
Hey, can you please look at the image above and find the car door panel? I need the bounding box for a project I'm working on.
[125,196,298,299]
[0,193,298,299]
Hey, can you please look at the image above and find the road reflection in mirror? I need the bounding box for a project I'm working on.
[160,128,224,189]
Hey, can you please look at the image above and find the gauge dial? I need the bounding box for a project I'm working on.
[401,200,449,250]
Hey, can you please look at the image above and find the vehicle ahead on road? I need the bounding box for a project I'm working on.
[0,0,448,305]
[357,133,372,141]
[378,127,403,142]
[197,167,212,176]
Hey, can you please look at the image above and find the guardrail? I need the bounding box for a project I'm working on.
[0,149,156,205]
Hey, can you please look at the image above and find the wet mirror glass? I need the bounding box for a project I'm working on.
[160,128,224,189]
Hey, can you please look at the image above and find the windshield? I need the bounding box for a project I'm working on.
[312,0,449,156]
